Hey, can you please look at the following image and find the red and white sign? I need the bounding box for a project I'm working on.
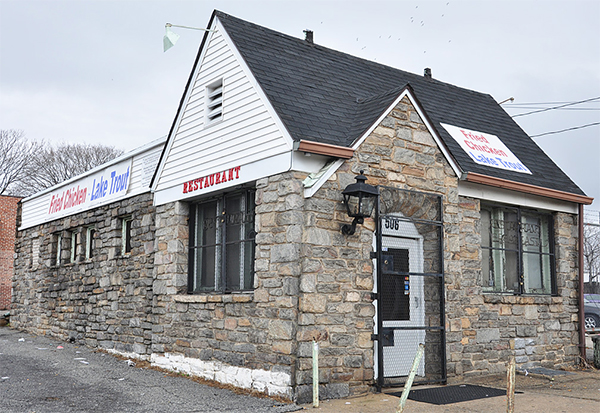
[441,123,531,174]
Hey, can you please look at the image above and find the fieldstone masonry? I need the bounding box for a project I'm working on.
[11,97,582,402]
[12,193,156,354]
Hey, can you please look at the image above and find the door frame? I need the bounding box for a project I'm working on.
[373,186,447,389]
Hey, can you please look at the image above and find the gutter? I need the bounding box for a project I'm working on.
[464,172,594,205]
[294,140,354,159]
[578,204,586,361]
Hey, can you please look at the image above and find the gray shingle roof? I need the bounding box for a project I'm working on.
[212,11,586,197]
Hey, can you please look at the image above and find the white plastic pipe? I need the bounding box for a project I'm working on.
[313,340,319,408]
[397,343,425,413]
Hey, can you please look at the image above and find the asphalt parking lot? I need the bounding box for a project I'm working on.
[2,326,600,413]
[0,327,299,413]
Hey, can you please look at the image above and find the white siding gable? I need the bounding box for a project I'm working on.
[153,18,294,206]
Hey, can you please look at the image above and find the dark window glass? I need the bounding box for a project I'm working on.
[86,227,95,259]
[122,217,132,255]
[381,248,410,321]
[189,190,255,293]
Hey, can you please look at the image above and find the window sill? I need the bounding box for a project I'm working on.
[203,117,224,130]
[173,292,253,304]
[482,294,561,305]
[52,262,76,268]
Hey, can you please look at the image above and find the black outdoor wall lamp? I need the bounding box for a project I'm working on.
[341,170,379,235]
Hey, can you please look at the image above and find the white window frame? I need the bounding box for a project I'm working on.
[69,230,77,263]
[121,216,132,256]
[85,226,95,260]
[54,233,62,266]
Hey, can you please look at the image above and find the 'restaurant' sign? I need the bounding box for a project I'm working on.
[441,123,531,174]
[46,159,132,219]
[183,166,241,194]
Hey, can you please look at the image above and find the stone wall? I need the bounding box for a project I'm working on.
[150,187,301,399]
[149,170,379,403]
[302,96,581,384]
[335,96,459,388]
[10,95,582,402]
[11,193,155,355]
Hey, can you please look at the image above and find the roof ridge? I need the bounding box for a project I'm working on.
[355,84,408,104]
[214,10,492,99]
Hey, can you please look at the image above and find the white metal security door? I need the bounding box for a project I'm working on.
[374,215,425,378]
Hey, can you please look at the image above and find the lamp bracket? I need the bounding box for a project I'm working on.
[341,216,363,235]
[166,23,217,33]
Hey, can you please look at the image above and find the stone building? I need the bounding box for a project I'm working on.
[0,195,21,310]
[12,11,593,403]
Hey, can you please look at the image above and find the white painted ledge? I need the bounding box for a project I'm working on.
[150,352,292,399]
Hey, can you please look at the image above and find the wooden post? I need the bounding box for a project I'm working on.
[313,340,319,408]
[507,355,516,413]
[593,335,600,369]
[397,343,425,413]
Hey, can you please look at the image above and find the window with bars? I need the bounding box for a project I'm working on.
[188,190,255,293]
[481,204,555,295]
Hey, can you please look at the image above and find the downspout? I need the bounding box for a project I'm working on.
[578,203,585,361]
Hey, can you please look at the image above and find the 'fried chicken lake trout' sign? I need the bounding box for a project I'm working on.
[441,123,531,174]
[46,159,132,220]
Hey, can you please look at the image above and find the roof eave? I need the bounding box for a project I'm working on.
[464,172,593,205]
[294,140,354,159]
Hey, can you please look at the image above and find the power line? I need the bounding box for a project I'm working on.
[511,96,600,118]
[506,106,599,111]
[530,122,600,138]
[506,100,600,106]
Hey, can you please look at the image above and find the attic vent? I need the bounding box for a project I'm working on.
[424,68,432,79]
[206,79,223,124]
[304,29,313,44]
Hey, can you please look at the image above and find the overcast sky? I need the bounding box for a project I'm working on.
[1,0,599,210]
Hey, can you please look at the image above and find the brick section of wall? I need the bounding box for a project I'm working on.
[0,195,21,310]
[11,193,155,354]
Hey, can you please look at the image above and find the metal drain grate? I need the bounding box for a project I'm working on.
[390,384,506,405]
